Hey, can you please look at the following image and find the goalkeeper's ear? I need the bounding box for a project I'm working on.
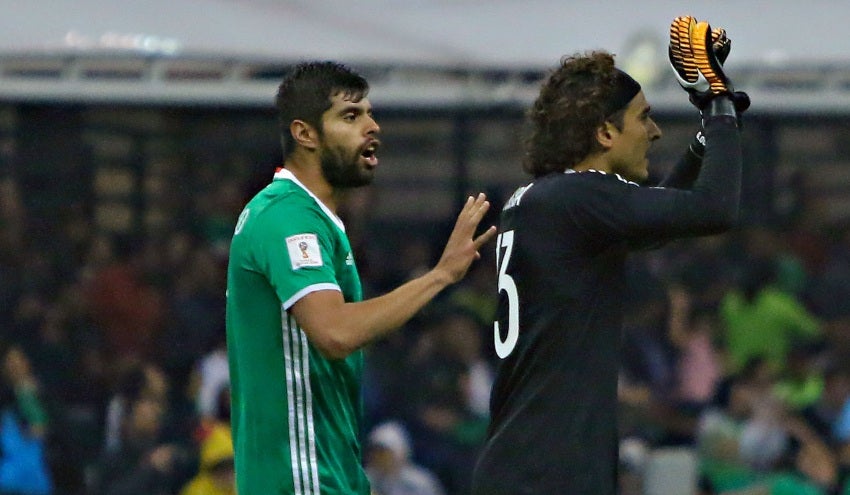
[594,121,619,151]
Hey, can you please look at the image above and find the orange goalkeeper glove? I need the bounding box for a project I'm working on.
[669,15,749,114]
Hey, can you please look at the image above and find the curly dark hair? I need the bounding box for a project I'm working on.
[275,61,369,159]
[523,51,629,177]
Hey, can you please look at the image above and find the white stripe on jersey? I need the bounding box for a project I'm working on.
[282,283,341,311]
[282,309,321,495]
[300,317,321,492]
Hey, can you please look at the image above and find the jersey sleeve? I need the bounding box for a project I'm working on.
[572,118,741,248]
[657,133,703,190]
[251,201,342,310]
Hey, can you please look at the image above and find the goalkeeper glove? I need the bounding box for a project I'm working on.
[669,15,749,114]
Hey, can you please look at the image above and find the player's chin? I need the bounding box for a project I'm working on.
[640,158,652,179]
[630,164,650,183]
[357,168,376,186]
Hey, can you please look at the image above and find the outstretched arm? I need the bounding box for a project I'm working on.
[290,193,497,359]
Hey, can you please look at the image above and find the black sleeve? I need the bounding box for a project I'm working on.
[658,131,703,189]
[572,115,741,247]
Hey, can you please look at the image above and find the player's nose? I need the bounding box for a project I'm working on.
[365,115,380,135]
[648,118,662,141]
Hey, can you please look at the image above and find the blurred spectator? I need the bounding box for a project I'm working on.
[720,258,821,375]
[179,414,234,495]
[159,242,227,393]
[9,294,97,493]
[739,226,809,298]
[0,177,23,328]
[805,229,850,355]
[404,307,492,494]
[82,234,165,362]
[0,177,24,236]
[807,363,850,447]
[366,421,445,495]
[362,316,425,429]
[772,344,825,414]
[667,286,723,412]
[191,338,230,424]
[1,344,48,441]
[666,234,738,313]
[695,356,841,494]
[183,383,232,494]
[193,177,244,256]
[618,268,701,447]
[91,396,194,495]
[0,343,53,495]
[621,273,677,401]
[20,304,76,405]
[103,360,169,454]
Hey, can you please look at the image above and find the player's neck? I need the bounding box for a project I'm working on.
[283,156,339,213]
[572,153,612,174]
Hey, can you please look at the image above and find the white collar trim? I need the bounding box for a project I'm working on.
[273,168,346,232]
[565,168,638,186]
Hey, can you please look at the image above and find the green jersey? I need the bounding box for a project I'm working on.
[226,168,367,495]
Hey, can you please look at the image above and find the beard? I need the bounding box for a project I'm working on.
[320,145,374,189]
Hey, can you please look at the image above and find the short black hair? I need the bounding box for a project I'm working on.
[275,61,369,159]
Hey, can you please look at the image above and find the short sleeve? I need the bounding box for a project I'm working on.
[250,201,341,310]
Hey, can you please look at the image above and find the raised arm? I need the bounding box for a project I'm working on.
[657,130,705,190]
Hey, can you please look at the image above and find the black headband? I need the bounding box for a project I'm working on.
[604,69,642,116]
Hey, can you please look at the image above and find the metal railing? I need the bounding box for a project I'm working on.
[2,52,850,115]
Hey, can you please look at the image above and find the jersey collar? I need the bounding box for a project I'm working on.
[564,168,638,186]
[273,168,346,232]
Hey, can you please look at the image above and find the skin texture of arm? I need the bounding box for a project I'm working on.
[290,193,497,359]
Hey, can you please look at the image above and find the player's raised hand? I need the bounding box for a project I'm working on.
[668,15,749,113]
[435,193,497,284]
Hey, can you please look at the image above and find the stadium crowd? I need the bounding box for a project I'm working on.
[3,160,850,495]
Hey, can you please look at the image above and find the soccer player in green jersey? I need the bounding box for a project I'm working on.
[226,61,496,495]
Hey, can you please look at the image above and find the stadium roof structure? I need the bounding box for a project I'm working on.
[2,0,850,115]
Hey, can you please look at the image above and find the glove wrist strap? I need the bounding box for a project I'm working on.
[703,96,737,120]
[689,130,706,158]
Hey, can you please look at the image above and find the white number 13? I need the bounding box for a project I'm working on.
[494,230,519,358]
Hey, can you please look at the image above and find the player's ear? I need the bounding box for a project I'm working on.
[595,121,617,150]
[291,120,319,151]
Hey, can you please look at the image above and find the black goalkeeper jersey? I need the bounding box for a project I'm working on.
[472,117,741,495]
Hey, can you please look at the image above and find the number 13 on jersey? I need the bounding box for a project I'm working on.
[494,230,519,358]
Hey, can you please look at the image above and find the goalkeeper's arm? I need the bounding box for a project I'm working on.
[657,130,705,189]
[662,17,748,190]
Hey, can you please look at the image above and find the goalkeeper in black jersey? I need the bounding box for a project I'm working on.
[472,16,749,495]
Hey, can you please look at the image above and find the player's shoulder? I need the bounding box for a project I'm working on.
[253,179,320,216]
[237,180,324,235]
[527,169,637,202]
[533,169,637,189]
